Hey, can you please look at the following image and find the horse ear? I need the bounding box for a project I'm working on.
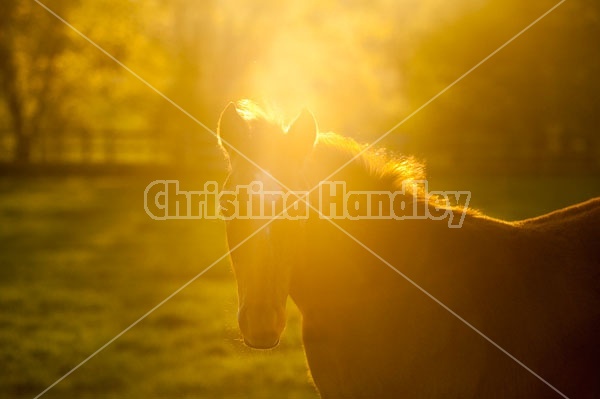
[287,108,317,158]
[218,102,249,155]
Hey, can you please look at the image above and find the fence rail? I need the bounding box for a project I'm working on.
[0,129,598,176]
[0,128,223,166]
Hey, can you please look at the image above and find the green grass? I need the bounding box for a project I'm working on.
[0,177,317,399]
[1,174,598,398]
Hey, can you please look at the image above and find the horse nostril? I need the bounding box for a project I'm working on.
[238,305,285,349]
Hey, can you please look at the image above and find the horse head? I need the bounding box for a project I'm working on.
[218,101,317,349]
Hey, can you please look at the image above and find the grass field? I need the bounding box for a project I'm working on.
[1,174,599,398]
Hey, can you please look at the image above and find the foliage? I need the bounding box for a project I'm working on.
[404,0,600,173]
[0,0,480,164]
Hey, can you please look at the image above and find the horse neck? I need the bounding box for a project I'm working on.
[291,149,429,315]
[287,214,446,315]
[288,210,528,327]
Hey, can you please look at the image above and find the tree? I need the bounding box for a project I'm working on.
[404,0,600,173]
[0,1,75,163]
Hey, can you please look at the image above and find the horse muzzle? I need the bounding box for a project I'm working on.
[238,304,286,349]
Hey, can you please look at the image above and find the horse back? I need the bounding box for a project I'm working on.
[520,197,600,266]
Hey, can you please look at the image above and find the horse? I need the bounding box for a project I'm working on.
[217,100,600,398]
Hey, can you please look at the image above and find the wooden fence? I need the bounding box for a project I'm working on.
[0,129,598,176]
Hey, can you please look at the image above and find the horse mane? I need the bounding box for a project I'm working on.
[312,132,426,193]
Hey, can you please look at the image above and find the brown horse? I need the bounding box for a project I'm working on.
[218,100,600,398]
